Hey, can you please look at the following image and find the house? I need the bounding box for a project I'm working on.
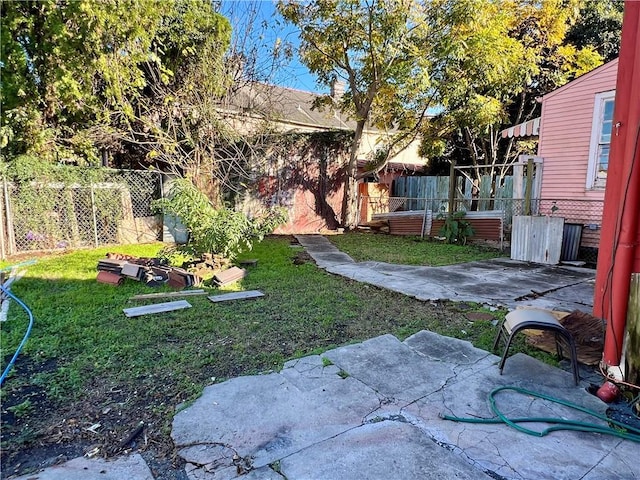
[503,5,639,383]
[220,82,427,233]
[503,58,619,260]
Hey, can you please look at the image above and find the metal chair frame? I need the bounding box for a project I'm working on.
[493,310,580,385]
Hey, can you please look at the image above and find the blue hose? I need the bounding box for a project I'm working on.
[0,285,34,386]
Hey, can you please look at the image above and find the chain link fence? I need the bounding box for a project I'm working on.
[0,169,163,258]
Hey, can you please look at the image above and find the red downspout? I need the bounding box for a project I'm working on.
[593,1,640,371]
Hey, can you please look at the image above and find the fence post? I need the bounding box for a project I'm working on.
[90,184,99,247]
[3,180,16,255]
[448,160,456,213]
[524,158,534,216]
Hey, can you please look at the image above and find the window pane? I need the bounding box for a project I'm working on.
[603,100,615,120]
[600,120,612,143]
[598,145,610,174]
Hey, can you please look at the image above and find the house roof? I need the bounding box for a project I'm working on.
[542,58,619,101]
[220,82,358,131]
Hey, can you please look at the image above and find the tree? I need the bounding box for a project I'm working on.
[278,0,439,229]
[0,0,165,163]
[104,0,233,201]
[278,0,597,227]
[420,0,604,182]
[567,0,623,62]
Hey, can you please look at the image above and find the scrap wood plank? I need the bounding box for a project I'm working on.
[213,267,246,286]
[123,300,192,318]
[130,290,207,300]
[121,263,143,279]
[208,290,264,303]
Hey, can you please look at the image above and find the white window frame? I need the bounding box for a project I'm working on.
[586,90,616,190]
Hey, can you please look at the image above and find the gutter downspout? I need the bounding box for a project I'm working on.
[593,1,640,378]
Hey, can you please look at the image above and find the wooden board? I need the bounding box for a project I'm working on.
[208,290,264,303]
[130,290,206,300]
[121,263,142,279]
[123,300,192,318]
[213,267,246,286]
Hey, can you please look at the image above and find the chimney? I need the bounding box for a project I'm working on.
[330,79,346,99]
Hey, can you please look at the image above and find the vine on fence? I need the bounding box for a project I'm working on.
[2,156,155,252]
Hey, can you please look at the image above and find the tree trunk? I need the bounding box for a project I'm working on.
[341,119,365,229]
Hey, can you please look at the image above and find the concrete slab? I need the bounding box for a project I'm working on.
[172,330,640,480]
[322,334,455,402]
[295,235,355,269]
[309,252,356,268]
[278,419,494,480]
[172,371,382,477]
[581,439,640,480]
[279,354,345,392]
[296,235,596,313]
[401,349,628,480]
[404,329,491,366]
[10,454,154,480]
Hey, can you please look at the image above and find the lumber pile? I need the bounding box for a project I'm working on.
[96,255,200,288]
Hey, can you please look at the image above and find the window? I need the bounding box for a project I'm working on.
[587,90,615,189]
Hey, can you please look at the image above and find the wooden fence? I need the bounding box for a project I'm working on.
[392,174,523,213]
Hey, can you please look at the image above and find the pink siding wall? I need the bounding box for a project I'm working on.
[538,59,619,200]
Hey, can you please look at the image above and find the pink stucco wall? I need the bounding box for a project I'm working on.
[538,59,618,199]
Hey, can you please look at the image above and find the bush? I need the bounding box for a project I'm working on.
[437,210,474,245]
[154,178,287,260]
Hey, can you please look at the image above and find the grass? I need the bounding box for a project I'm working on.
[327,231,504,265]
[0,234,554,470]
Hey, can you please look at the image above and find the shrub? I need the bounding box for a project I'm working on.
[437,210,474,245]
[154,178,287,260]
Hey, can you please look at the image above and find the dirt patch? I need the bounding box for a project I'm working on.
[292,250,314,265]
[1,356,191,480]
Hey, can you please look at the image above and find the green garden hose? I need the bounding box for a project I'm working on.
[442,386,640,442]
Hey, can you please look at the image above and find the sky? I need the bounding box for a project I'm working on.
[220,0,325,94]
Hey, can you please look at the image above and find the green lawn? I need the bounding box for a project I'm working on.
[0,235,548,471]
[328,231,504,265]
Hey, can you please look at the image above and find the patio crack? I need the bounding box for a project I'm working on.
[178,441,255,476]
[514,279,591,301]
[577,440,626,480]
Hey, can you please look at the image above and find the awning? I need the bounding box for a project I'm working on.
[500,117,540,139]
[357,159,425,173]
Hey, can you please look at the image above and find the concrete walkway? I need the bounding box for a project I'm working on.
[295,234,596,314]
[15,235,638,480]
